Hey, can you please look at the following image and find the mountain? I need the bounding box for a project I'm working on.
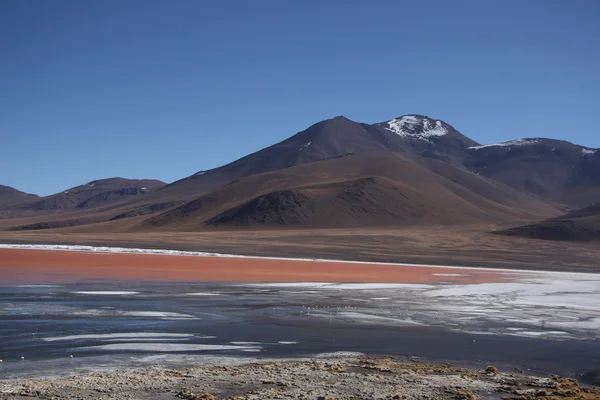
[495,203,600,241]
[1,113,597,232]
[0,185,38,205]
[464,139,600,208]
[144,151,557,230]
[150,114,598,210]
[150,114,477,202]
[5,178,166,216]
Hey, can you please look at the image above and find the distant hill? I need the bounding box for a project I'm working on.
[495,203,600,241]
[0,185,38,205]
[4,178,166,217]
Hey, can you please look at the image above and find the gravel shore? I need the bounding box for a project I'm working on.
[1,357,598,400]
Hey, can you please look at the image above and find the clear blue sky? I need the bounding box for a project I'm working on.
[1,0,599,196]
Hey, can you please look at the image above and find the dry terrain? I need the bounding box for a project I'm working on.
[1,357,598,400]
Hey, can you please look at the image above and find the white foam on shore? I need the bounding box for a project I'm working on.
[507,330,571,337]
[278,341,297,345]
[0,306,197,320]
[327,283,432,290]
[432,273,470,277]
[230,341,261,345]
[72,291,140,295]
[248,282,432,290]
[2,243,597,278]
[16,285,61,288]
[43,333,195,342]
[101,338,194,342]
[338,311,422,326]
[315,351,365,358]
[183,292,222,296]
[77,343,261,352]
[71,309,197,320]
[250,282,334,288]
[119,311,196,319]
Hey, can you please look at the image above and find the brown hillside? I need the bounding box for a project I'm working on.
[495,203,600,241]
[143,151,558,230]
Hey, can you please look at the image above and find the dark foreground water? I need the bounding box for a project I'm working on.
[0,280,599,382]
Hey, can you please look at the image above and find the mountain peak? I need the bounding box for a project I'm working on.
[327,115,352,123]
[380,114,449,141]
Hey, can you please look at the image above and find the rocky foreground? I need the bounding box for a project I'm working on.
[1,357,598,400]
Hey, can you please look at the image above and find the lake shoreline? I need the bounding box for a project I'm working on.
[1,356,598,399]
[0,246,524,285]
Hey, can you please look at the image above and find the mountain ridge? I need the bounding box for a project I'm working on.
[1,113,598,234]
[142,151,558,231]
[0,185,39,206]
[3,178,166,217]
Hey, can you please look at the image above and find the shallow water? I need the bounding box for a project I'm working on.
[1,275,599,381]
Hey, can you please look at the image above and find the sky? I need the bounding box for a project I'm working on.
[1,0,599,196]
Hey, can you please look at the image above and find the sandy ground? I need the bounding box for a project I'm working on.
[1,357,599,400]
[0,225,598,273]
[0,248,518,285]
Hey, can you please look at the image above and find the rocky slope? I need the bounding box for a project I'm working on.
[496,202,600,241]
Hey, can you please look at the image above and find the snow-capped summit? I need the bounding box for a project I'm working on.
[468,139,542,151]
[383,115,449,141]
[370,114,479,165]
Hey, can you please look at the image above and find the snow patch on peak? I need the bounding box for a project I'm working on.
[582,148,597,156]
[468,139,542,150]
[385,115,448,141]
[194,171,207,176]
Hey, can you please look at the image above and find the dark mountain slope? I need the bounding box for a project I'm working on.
[495,203,600,241]
[465,138,600,208]
[208,190,315,226]
[0,185,38,205]
[144,151,558,230]
[152,116,403,201]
